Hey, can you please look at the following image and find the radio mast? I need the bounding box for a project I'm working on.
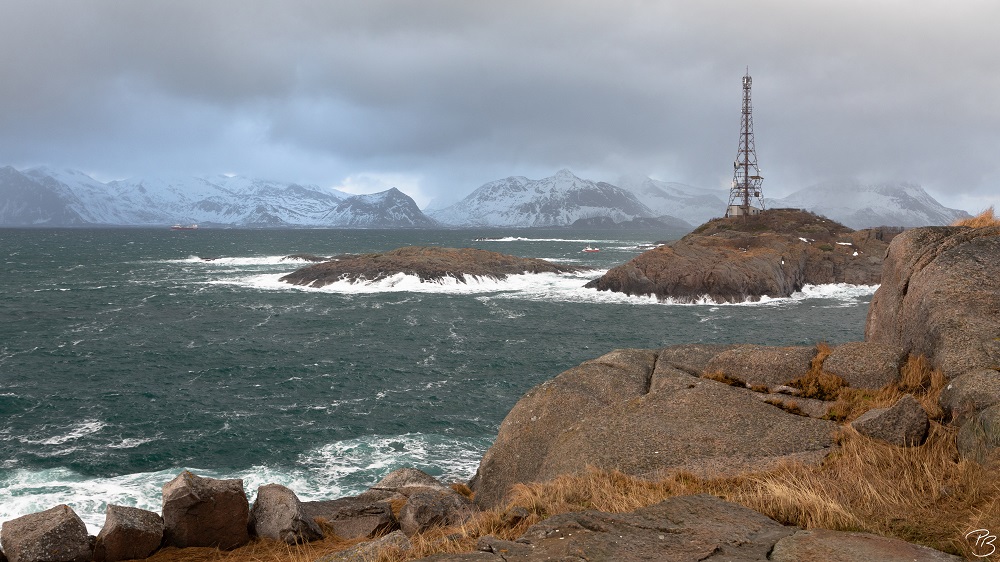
[726,69,765,218]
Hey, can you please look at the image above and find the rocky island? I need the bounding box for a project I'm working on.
[278,246,582,287]
[586,208,900,302]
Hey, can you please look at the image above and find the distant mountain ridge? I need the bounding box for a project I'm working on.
[0,165,971,230]
[764,179,971,229]
[429,169,685,228]
[0,166,436,228]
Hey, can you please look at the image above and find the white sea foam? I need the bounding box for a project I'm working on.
[214,271,877,307]
[0,433,489,534]
[474,237,615,243]
[171,255,318,266]
[19,420,107,446]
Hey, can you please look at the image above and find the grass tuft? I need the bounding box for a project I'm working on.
[952,207,999,228]
[702,371,746,387]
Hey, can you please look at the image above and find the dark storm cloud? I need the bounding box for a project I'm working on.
[2,1,998,210]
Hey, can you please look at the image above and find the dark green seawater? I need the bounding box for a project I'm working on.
[0,227,874,530]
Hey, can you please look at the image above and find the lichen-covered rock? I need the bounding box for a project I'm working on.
[470,348,837,509]
[398,489,476,536]
[161,471,249,549]
[94,505,163,562]
[249,484,323,544]
[0,505,91,562]
[865,225,1000,380]
[823,341,904,389]
[850,394,929,447]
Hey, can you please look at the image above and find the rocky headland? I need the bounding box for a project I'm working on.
[279,246,582,288]
[3,220,997,562]
[586,208,900,302]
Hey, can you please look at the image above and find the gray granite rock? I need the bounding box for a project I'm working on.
[851,394,929,446]
[0,505,91,562]
[770,528,962,561]
[823,341,904,389]
[161,471,249,549]
[250,484,323,544]
[94,505,163,562]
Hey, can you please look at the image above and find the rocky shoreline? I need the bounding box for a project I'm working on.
[279,246,582,287]
[586,208,900,302]
[3,222,998,561]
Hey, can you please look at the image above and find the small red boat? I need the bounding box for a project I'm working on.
[582,246,600,253]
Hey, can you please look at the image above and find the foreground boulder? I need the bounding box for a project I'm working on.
[769,528,962,562]
[705,344,815,387]
[0,505,91,562]
[586,209,892,303]
[302,497,396,540]
[957,404,1000,465]
[161,471,250,549]
[316,530,411,562]
[470,347,837,508]
[94,505,163,562]
[398,489,476,536]
[865,225,1000,380]
[823,341,904,389]
[280,246,581,287]
[850,394,929,447]
[249,484,323,544]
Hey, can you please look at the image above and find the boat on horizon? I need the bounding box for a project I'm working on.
[170,224,199,230]
[582,246,600,253]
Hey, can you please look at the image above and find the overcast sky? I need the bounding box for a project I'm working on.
[2,1,998,211]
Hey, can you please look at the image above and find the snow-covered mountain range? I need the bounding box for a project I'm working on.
[0,165,971,230]
[428,169,675,227]
[0,166,436,228]
[765,179,971,229]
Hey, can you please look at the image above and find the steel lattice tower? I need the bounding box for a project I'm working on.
[726,69,765,218]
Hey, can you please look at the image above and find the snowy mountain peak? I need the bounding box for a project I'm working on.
[766,179,970,229]
[429,170,655,227]
[0,166,434,228]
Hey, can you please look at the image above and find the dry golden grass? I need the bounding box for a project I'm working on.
[827,355,947,422]
[142,354,986,562]
[786,342,848,401]
[702,371,746,387]
[952,206,999,228]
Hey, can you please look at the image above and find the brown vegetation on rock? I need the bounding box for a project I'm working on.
[586,209,891,302]
[279,246,581,287]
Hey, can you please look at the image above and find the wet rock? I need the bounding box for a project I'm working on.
[850,394,929,447]
[0,505,91,562]
[770,528,962,561]
[93,505,163,562]
[161,471,250,549]
[823,341,904,389]
[250,484,323,544]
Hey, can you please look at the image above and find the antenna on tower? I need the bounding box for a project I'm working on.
[726,68,765,218]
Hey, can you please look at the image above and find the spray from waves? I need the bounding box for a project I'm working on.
[216,270,877,308]
[0,432,489,534]
[474,237,617,243]
[168,255,320,267]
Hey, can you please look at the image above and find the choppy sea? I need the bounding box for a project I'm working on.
[0,227,876,532]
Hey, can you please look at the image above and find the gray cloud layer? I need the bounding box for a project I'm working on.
[3,1,998,210]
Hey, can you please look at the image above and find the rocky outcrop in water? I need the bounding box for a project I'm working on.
[585,209,895,303]
[279,246,582,287]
